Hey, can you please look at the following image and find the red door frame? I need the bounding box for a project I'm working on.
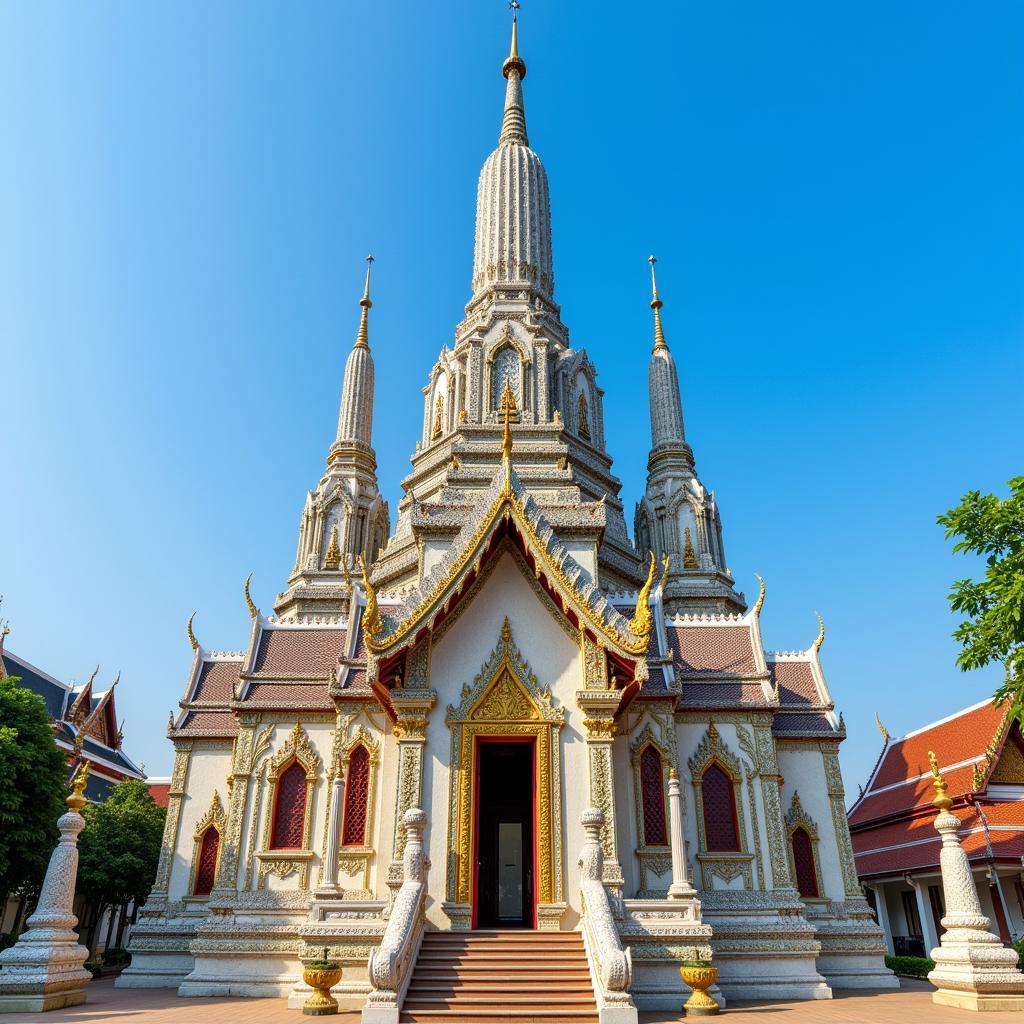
[471,735,538,930]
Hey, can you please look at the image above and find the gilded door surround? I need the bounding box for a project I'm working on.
[444,617,565,930]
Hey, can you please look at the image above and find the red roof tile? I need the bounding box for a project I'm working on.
[243,681,334,711]
[173,710,239,737]
[191,660,238,704]
[251,628,346,678]
[667,625,758,675]
[849,764,980,826]
[146,782,171,808]
[769,660,820,706]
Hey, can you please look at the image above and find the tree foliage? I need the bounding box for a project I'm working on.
[77,779,166,912]
[937,476,1024,718]
[0,674,67,899]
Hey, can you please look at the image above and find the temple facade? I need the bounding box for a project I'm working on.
[120,19,892,1016]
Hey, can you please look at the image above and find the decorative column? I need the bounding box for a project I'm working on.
[925,752,1024,1011]
[909,877,939,955]
[821,741,864,898]
[666,768,695,899]
[577,646,624,890]
[316,763,346,895]
[212,714,261,899]
[0,767,92,1012]
[752,721,794,891]
[868,884,895,956]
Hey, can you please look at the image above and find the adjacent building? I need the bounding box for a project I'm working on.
[850,699,1024,956]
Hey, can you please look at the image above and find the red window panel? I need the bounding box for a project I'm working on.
[639,746,668,846]
[342,745,371,847]
[270,760,308,850]
[791,826,819,898]
[193,827,220,896]
[701,762,740,852]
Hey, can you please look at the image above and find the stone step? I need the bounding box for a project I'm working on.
[401,1011,598,1023]
[409,981,594,993]
[417,952,585,964]
[421,940,583,950]
[406,996,597,1007]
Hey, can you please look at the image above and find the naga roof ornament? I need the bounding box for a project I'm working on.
[812,611,826,652]
[244,572,258,620]
[186,612,200,652]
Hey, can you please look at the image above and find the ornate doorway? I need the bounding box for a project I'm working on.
[443,618,566,931]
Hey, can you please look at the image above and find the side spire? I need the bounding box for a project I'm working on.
[353,254,374,351]
[649,255,668,352]
[499,4,528,146]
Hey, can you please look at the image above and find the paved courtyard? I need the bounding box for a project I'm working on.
[0,977,1011,1024]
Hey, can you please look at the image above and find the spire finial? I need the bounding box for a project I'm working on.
[354,254,374,350]
[648,256,668,352]
[499,3,528,146]
[504,2,526,79]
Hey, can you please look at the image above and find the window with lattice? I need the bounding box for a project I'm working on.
[270,759,308,849]
[701,762,740,852]
[342,744,371,846]
[492,347,521,413]
[639,745,668,846]
[193,827,220,896]
[791,826,819,897]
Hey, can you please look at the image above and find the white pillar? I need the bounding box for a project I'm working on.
[317,766,346,894]
[0,767,92,1012]
[910,878,939,955]
[666,768,695,899]
[869,884,895,956]
[925,753,1024,1011]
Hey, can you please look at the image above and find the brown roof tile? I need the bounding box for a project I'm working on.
[667,625,758,675]
[191,660,239,704]
[769,660,820,706]
[173,710,239,737]
[251,628,346,678]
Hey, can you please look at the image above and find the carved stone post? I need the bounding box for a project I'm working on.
[317,765,346,894]
[212,714,261,899]
[752,721,794,891]
[820,741,863,898]
[577,679,624,890]
[666,768,695,899]
[387,688,436,904]
[925,753,1024,1011]
[0,768,92,1012]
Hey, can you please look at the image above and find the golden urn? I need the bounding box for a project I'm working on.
[302,958,342,1016]
[680,962,720,1016]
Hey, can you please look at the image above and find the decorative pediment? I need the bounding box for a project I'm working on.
[447,617,564,725]
[269,722,321,782]
[194,789,227,839]
[687,721,742,781]
[784,790,819,840]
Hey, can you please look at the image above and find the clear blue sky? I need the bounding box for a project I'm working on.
[2,3,1021,791]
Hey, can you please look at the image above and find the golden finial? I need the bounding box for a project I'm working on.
[874,712,890,743]
[648,256,668,352]
[342,557,353,590]
[500,616,513,644]
[354,255,374,351]
[324,524,341,570]
[68,762,89,811]
[358,555,384,637]
[753,574,766,617]
[928,750,952,812]
[682,526,698,569]
[629,551,657,639]
[503,1,526,79]
[668,766,679,781]
[187,612,199,652]
[501,388,514,477]
[244,573,258,620]
[812,612,825,652]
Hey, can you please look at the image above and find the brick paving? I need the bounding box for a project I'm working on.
[1,976,1007,1024]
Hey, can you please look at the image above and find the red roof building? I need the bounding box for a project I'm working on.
[849,699,1024,957]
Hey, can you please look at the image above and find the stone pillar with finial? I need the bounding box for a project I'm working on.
[666,768,695,899]
[925,750,1024,1011]
[0,765,93,1012]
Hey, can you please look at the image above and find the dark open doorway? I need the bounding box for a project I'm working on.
[475,739,535,928]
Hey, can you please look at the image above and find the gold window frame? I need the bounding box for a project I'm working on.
[184,789,227,902]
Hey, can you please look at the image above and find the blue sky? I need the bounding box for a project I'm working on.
[1,2,1021,790]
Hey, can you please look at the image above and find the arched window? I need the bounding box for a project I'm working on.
[492,346,521,412]
[639,745,668,846]
[701,762,740,852]
[270,759,308,849]
[193,827,220,897]
[342,744,371,846]
[791,826,819,898]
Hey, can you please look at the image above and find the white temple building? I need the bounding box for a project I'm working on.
[119,17,893,1018]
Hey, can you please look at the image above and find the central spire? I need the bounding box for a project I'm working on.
[499,7,528,146]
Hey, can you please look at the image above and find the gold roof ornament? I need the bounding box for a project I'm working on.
[812,611,826,652]
[353,254,374,351]
[629,551,657,639]
[659,553,671,592]
[324,524,341,570]
[244,573,258,620]
[68,762,89,812]
[874,711,890,743]
[928,750,953,812]
[186,612,199,652]
[503,1,526,79]
[501,390,514,481]
[753,574,766,617]
[682,526,698,569]
[358,555,384,638]
[648,255,669,353]
[342,557,353,590]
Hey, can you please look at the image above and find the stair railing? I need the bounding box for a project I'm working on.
[362,808,428,1024]
[578,807,637,1022]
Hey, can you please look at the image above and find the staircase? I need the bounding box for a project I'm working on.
[401,930,598,1023]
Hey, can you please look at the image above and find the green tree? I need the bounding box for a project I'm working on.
[76,779,166,949]
[938,476,1024,718]
[0,674,67,905]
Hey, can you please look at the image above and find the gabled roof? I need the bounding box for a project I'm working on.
[363,462,654,665]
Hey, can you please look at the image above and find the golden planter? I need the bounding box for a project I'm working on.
[680,963,719,1016]
[302,965,342,1016]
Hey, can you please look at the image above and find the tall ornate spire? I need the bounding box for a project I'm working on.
[471,8,553,302]
[646,256,686,451]
[335,255,376,447]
